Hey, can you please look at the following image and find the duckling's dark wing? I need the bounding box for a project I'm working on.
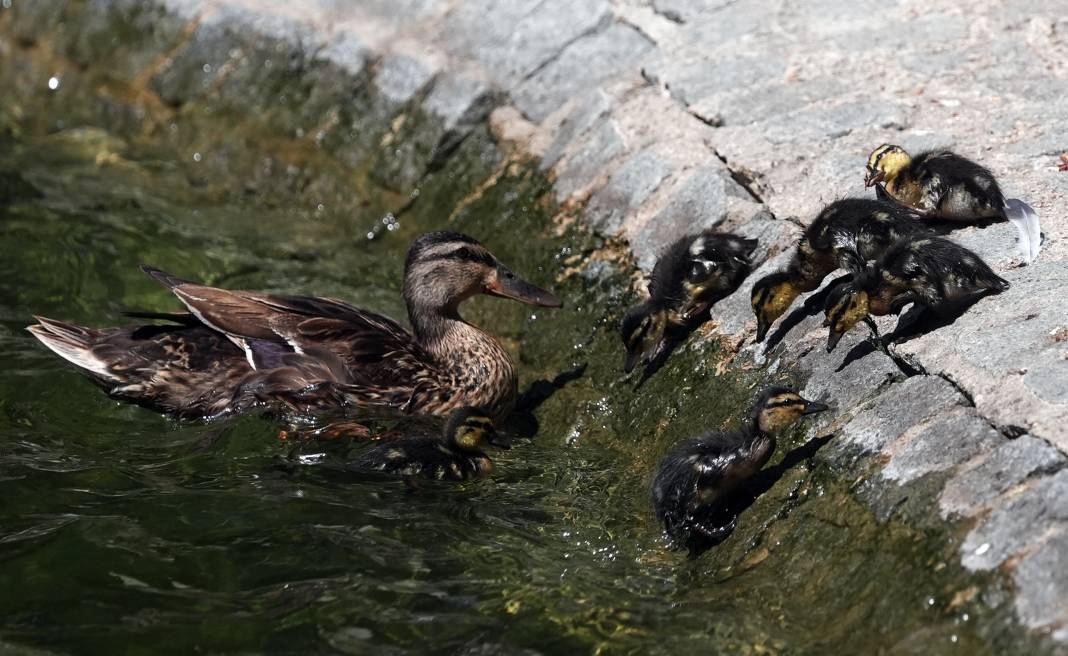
[913,151,1006,208]
[354,438,473,480]
[647,234,695,304]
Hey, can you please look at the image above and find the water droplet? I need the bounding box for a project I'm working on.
[366,231,375,240]
[1,0,12,9]
[927,597,936,607]
[961,613,970,622]
[264,58,273,69]
[974,542,990,556]
[192,152,202,162]
[202,63,212,73]
[47,76,60,90]
[316,203,324,212]
[950,635,958,644]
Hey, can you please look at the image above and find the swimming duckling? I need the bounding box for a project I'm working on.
[622,231,757,373]
[352,407,509,481]
[751,198,929,342]
[865,144,1042,263]
[823,235,1010,352]
[651,386,829,552]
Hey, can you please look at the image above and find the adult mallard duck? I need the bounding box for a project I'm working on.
[27,231,562,420]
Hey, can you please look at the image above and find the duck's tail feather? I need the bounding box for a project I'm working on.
[139,264,196,289]
[26,316,118,381]
[1004,199,1043,264]
[121,310,200,324]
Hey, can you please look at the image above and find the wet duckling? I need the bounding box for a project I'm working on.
[651,386,829,552]
[823,235,1010,352]
[352,407,509,481]
[622,231,757,373]
[866,144,1042,263]
[751,198,929,342]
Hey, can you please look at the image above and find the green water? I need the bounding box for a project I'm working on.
[0,8,1048,654]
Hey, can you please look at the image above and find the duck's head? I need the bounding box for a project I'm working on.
[865,144,911,188]
[823,282,870,352]
[620,302,668,373]
[404,232,562,316]
[749,386,830,434]
[445,406,510,451]
[750,272,801,342]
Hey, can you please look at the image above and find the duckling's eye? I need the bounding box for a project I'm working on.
[687,262,712,281]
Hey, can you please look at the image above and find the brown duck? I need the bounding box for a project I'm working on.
[27,231,562,420]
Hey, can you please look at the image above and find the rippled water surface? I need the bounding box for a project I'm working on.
[0,120,1036,656]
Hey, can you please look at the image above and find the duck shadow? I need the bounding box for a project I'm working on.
[633,321,704,390]
[834,292,994,372]
[505,362,588,438]
[686,433,834,557]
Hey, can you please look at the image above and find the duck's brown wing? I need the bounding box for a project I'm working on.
[141,266,438,408]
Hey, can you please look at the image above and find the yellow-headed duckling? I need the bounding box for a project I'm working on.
[865,144,1041,262]
[352,407,509,481]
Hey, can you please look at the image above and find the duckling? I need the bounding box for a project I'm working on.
[651,386,829,552]
[823,235,1010,352]
[865,144,1042,263]
[352,407,509,481]
[622,231,758,373]
[751,198,929,342]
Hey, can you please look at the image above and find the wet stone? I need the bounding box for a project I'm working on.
[423,71,493,131]
[540,88,615,169]
[56,0,189,84]
[585,148,670,235]
[836,375,968,456]
[961,469,1068,571]
[373,53,439,106]
[148,21,233,106]
[940,435,1066,518]
[1012,531,1068,639]
[316,27,373,76]
[553,118,626,202]
[880,407,1001,484]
